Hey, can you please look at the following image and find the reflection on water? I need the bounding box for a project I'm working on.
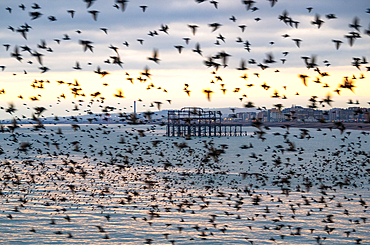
[0,124,369,244]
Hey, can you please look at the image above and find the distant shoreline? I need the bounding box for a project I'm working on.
[262,122,370,131]
[2,121,370,132]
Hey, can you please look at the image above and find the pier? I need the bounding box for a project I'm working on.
[166,107,243,137]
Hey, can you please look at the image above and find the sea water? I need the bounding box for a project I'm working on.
[0,124,369,244]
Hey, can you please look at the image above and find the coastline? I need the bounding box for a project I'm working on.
[2,121,370,132]
[262,122,370,131]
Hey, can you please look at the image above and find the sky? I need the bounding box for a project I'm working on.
[0,0,369,118]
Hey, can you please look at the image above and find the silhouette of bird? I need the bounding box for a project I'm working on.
[332,40,343,50]
[114,90,125,98]
[29,11,43,20]
[311,14,324,28]
[116,0,129,11]
[148,49,160,63]
[299,74,309,86]
[88,10,99,21]
[67,10,75,18]
[209,23,222,32]
[237,59,248,70]
[349,17,361,32]
[193,43,202,56]
[140,6,147,12]
[292,39,302,48]
[73,61,82,70]
[188,25,198,35]
[174,45,184,54]
[203,89,214,101]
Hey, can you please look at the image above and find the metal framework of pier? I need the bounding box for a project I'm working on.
[166,107,243,137]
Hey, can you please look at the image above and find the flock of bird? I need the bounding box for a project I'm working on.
[0,0,370,244]
[0,0,369,111]
[0,122,369,244]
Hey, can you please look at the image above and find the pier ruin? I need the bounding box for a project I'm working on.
[166,107,243,137]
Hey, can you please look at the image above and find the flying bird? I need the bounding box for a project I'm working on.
[140,6,147,12]
[116,0,129,11]
[88,10,99,21]
[67,10,75,18]
[203,89,214,101]
[193,43,202,56]
[236,59,248,70]
[332,40,343,50]
[29,11,43,20]
[114,89,125,98]
[311,14,324,28]
[188,25,198,35]
[209,23,222,32]
[148,49,160,63]
[349,17,361,32]
[292,38,302,48]
[299,74,309,86]
[174,45,184,54]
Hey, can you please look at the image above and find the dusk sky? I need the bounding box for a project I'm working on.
[0,0,369,117]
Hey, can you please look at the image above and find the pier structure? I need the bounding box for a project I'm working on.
[166,107,243,137]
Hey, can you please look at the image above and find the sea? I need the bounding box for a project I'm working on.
[0,124,369,244]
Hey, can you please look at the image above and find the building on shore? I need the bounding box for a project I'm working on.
[223,105,368,123]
